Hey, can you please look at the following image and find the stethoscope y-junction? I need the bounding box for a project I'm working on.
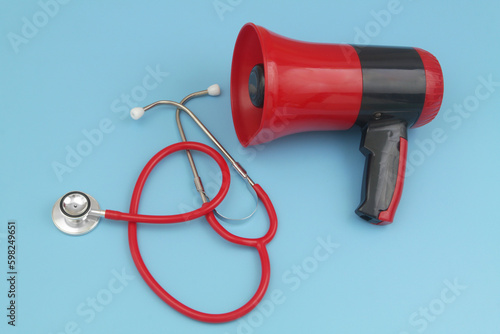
[52,85,277,323]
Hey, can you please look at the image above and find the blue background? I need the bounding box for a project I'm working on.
[1,0,499,333]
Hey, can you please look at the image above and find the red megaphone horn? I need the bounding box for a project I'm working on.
[230,23,444,224]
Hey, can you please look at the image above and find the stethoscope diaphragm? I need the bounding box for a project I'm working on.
[52,191,102,235]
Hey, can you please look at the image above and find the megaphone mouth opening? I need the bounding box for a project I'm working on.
[231,23,268,147]
[248,64,265,108]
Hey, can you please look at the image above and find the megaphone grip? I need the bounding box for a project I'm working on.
[356,119,408,224]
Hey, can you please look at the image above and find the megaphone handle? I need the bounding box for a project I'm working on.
[355,119,408,225]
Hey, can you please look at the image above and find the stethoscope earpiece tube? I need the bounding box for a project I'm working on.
[126,142,277,322]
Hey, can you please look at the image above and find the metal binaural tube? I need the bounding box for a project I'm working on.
[143,99,255,186]
[175,90,211,202]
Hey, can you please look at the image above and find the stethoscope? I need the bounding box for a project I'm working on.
[52,85,277,323]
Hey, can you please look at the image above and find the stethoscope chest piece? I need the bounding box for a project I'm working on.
[52,191,101,235]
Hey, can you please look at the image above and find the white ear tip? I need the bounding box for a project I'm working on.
[130,107,145,120]
[207,84,221,96]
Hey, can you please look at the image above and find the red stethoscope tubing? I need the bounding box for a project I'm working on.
[104,141,277,323]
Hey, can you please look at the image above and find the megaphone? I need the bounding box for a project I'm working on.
[230,23,444,225]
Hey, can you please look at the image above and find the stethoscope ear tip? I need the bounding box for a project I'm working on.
[52,191,102,236]
[207,84,221,96]
[130,107,145,120]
